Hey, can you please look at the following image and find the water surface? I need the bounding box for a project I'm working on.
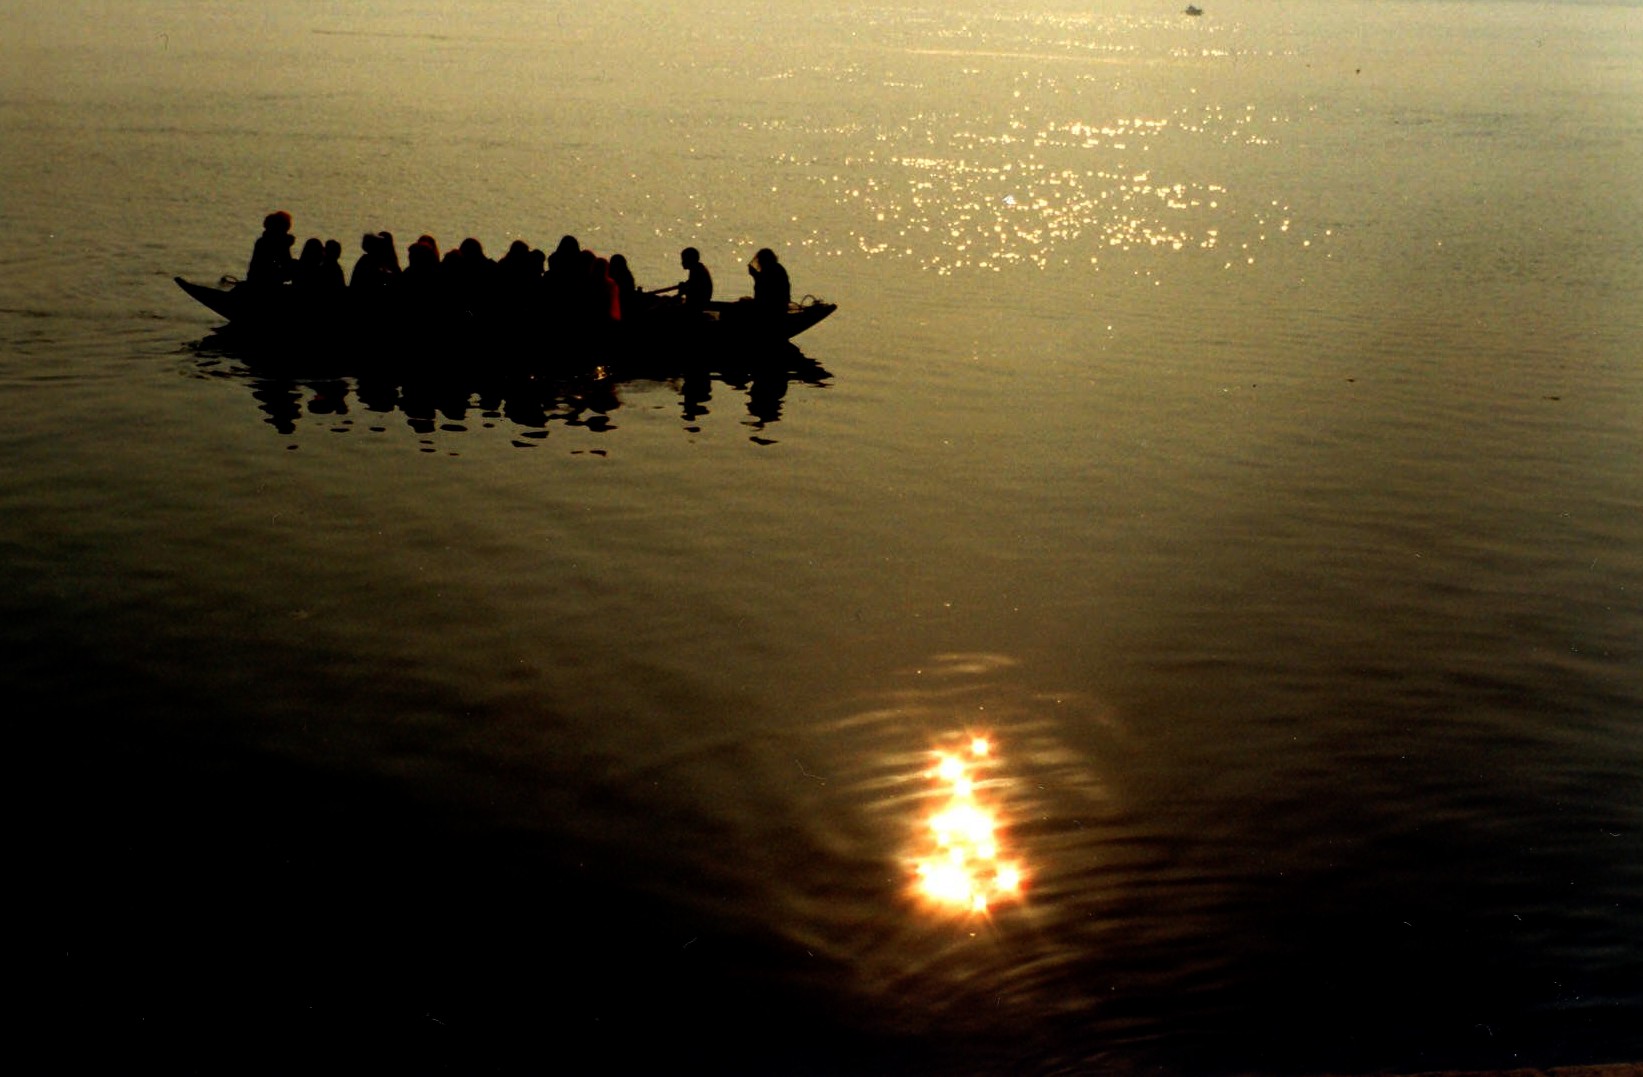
[11,1,1642,1073]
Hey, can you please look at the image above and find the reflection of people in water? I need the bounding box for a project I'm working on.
[247,211,295,286]
[224,354,823,445]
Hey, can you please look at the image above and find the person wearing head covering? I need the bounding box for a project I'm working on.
[586,255,620,325]
[607,254,639,321]
[292,237,326,290]
[349,232,387,290]
[247,210,296,286]
[543,234,583,319]
[747,247,790,317]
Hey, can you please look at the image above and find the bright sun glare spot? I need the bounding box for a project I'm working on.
[913,735,1026,916]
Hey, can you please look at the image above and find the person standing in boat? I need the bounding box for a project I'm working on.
[747,247,790,319]
[246,210,296,287]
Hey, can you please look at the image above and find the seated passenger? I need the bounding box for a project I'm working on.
[608,254,638,320]
[246,210,296,287]
[292,237,326,290]
[452,237,497,315]
[547,235,581,278]
[747,247,790,316]
[321,239,346,293]
[350,232,393,290]
[377,231,402,275]
[587,255,620,325]
[544,235,582,319]
[498,239,533,274]
[495,240,541,327]
[400,236,442,295]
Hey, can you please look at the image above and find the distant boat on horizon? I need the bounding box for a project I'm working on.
[1184,5,1204,15]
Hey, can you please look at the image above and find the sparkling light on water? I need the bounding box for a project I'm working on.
[913,736,1025,915]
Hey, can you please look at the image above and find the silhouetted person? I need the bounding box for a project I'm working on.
[458,236,492,269]
[544,235,582,320]
[495,240,541,335]
[321,239,346,293]
[748,247,790,316]
[377,231,402,276]
[452,237,496,316]
[587,255,620,325]
[659,246,713,310]
[608,254,637,320]
[498,239,534,277]
[547,235,580,277]
[292,237,326,290]
[399,236,443,308]
[350,232,394,290]
[247,210,295,286]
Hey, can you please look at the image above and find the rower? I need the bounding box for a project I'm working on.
[652,247,714,311]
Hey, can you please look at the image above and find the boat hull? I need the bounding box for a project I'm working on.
[174,276,835,351]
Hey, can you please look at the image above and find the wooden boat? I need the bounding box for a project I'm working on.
[173,276,836,347]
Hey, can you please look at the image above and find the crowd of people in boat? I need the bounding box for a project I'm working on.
[244,210,792,328]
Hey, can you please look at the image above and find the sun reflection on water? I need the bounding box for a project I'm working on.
[913,736,1026,915]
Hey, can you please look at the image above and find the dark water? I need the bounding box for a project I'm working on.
[13,1,1643,1072]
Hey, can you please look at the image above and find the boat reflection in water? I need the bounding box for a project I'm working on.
[188,331,832,446]
[912,735,1027,915]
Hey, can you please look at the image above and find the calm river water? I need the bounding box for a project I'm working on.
[11,1,1642,1073]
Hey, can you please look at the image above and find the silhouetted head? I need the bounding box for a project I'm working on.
[555,235,580,257]
[263,210,292,234]
[407,241,437,270]
[299,237,324,264]
[360,232,378,254]
[460,237,486,261]
[751,247,779,274]
[681,246,700,268]
[416,234,440,257]
[323,238,342,262]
